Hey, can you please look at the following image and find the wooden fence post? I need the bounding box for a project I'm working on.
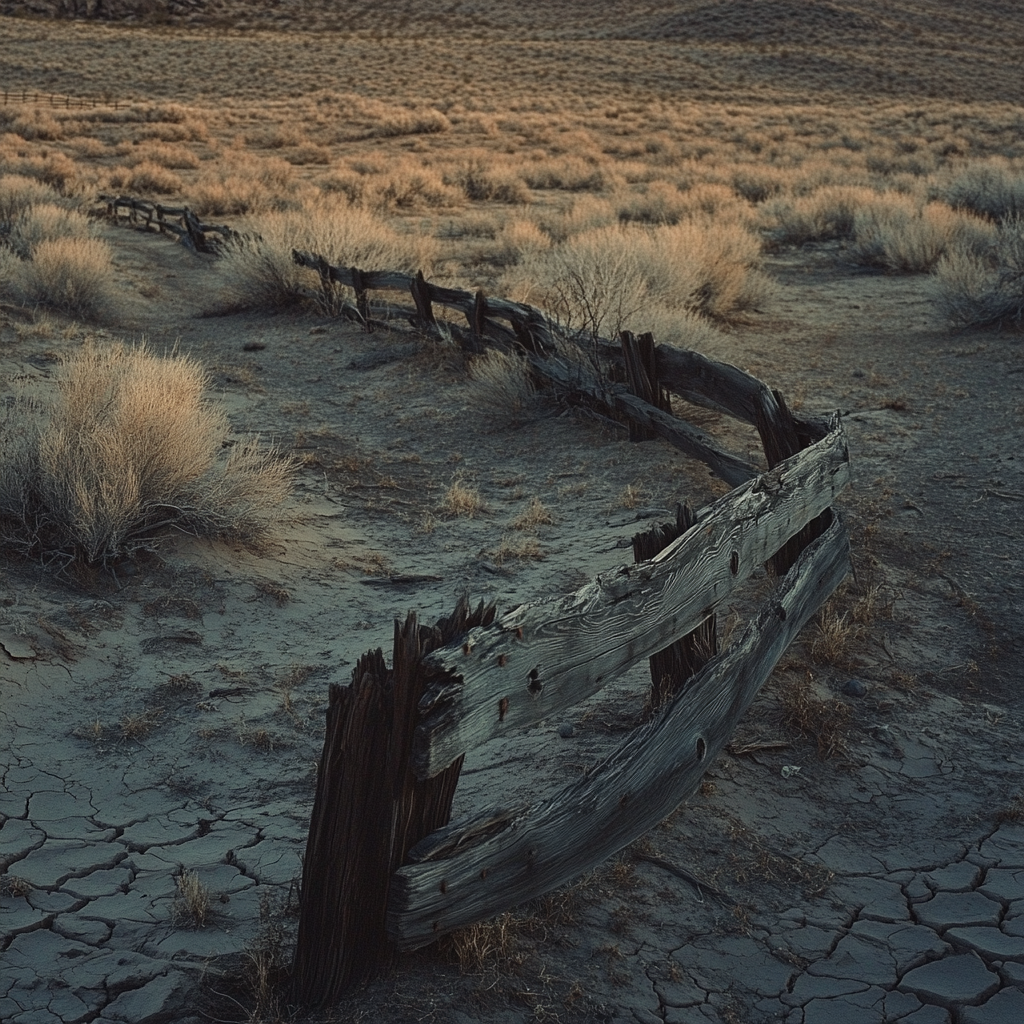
[292,596,496,1007]
[410,270,436,329]
[351,267,371,332]
[755,387,831,575]
[633,503,718,710]
[620,330,673,442]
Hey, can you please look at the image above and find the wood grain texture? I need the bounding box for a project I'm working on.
[412,418,849,779]
[524,351,759,486]
[389,514,851,949]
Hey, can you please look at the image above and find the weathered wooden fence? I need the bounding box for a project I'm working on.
[98,193,238,253]
[281,247,852,1007]
[1,90,126,110]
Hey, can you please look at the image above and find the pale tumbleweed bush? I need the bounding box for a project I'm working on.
[849,195,995,273]
[465,349,538,423]
[4,237,118,320]
[0,343,293,567]
[220,199,437,313]
[933,217,1024,328]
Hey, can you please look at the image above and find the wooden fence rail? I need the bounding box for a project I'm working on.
[389,513,850,948]
[1,90,127,110]
[99,193,238,253]
[412,420,848,779]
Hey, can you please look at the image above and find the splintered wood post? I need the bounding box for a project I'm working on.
[410,270,436,328]
[755,387,830,575]
[314,254,334,314]
[633,503,717,709]
[620,331,672,442]
[291,652,394,1004]
[351,267,372,332]
[291,596,496,1007]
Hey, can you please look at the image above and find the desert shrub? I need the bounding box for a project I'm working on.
[512,224,648,340]
[0,343,292,567]
[5,203,94,258]
[938,161,1024,222]
[618,181,691,225]
[111,160,183,195]
[123,143,201,170]
[10,110,64,142]
[8,151,81,193]
[0,175,64,236]
[221,201,437,313]
[491,218,551,265]
[5,237,117,320]
[519,157,611,193]
[510,215,770,338]
[850,196,995,273]
[634,218,772,320]
[284,144,333,167]
[933,217,1024,328]
[465,349,538,423]
[536,195,618,243]
[447,161,532,205]
[762,185,877,247]
[189,154,297,217]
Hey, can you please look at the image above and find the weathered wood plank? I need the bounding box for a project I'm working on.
[524,352,758,486]
[412,419,849,779]
[389,515,851,948]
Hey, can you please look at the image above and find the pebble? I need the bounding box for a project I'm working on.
[843,678,868,697]
[557,722,575,738]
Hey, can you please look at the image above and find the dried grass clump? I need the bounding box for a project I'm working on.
[513,216,770,338]
[442,479,485,518]
[465,349,538,423]
[850,195,994,273]
[0,343,293,568]
[111,160,184,195]
[4,237,117,320]
[5,203,94,257]
[448,161,532,205]
[939,160,1024,223]
[777,674,851,759]
[933,216,1024,329]
[762,185,877,247]
[221,200,436,313]
[173,869,211,928]
[0,174,62,232]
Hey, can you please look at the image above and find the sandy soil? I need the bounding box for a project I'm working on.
[2,222,1023,1023]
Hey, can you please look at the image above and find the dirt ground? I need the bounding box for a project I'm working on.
[2,217,1023,1024]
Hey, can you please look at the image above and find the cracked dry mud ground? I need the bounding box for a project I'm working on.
[2,232,1024,1024]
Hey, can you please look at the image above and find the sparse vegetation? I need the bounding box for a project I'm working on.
[441,478,485,518]
[173,869,212,928]
[933,216,1024,328]
[0,343,293,567]
[465,348,538,423]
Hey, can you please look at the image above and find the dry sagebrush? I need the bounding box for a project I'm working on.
[220,199,437,313]
[933,217,1024,329]
[0,344,293,568]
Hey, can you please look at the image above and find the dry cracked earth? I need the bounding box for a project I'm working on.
[2,229,1024,1024]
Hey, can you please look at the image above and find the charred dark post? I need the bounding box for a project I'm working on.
[633,503,717,710]
[755,387,831,575]
[351,267,372,332]
[620,331,673,442]
[410,270,436,329]
[291,596,496,1008]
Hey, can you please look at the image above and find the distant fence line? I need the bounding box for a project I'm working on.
[2,90,129,110]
